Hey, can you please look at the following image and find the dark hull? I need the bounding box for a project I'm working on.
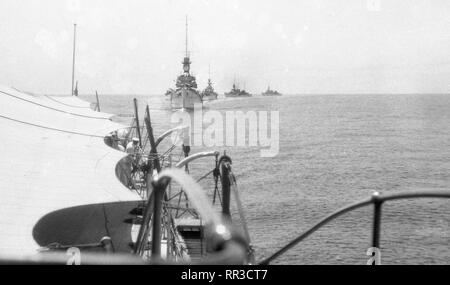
[225,93,252,97]
[170,88,203,109]
[262,93,282,96]
[201,91,218,101]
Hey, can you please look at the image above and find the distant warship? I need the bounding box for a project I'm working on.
[201,66,218,101]
[261,85,281,96]
[165,17,202,109]
[224,78,251,97]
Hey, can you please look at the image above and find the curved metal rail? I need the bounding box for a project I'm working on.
[149,168,249,264]
[155,125,189,148]
[260,190,450,265]
[175,151,219,169]
[0,168,249,265]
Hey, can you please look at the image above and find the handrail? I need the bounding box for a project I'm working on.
[175,151,219,169]
[260,190,450,265]
[155,125,189,148]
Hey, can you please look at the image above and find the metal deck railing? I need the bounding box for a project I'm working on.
[260,190,450,264]
[1,190,449,265]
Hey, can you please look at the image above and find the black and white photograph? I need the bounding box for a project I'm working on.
[0,0,449,272]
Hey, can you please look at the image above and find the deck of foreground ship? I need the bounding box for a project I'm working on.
[0,85,141,257]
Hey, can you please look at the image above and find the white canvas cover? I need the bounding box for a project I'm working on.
[0,85,141,256]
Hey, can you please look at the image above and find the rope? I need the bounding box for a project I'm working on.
[0,114,105,138]
[196,169,214,183]
[228,172,251,244]
[44,95,91,109]
[0,90,109,120]
[162,145,177,157]
[213,156,220,204]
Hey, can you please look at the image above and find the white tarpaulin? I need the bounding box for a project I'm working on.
[0,85,141,256]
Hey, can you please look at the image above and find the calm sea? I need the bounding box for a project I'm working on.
[83,93,450,264]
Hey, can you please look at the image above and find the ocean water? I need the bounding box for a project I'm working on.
[83,93,450,264]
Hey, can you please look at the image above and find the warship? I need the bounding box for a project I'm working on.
[166,17,202,109]
[224,79,252,97]
[261,85,281,96]
[2,20,450,268]
[200,66,218,101]
[0,22,252,265]
[0,85,254,265]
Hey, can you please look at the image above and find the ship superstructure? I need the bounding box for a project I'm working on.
[224,77,251,97]
[166,17,203,109]
[261,85,281,96]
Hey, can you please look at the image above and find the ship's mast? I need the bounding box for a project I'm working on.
[208,64,212,85]
[185,15,188,58]
[182,15,191,75]
[71,23,77,96]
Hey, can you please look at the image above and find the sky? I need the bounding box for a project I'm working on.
[1,0,450,95]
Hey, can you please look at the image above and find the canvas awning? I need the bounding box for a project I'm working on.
[0,85,141,256]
